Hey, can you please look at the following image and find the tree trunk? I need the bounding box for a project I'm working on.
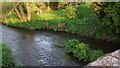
[25,2,31,21]
[13,4,23,21]
[19,4,26,21]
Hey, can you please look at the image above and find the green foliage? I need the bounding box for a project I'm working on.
[48,20,58,31]
[103,2,120,34]
[76,2,93,18]
[66,39,80,53]
[49,10,67,18]
[1,43,14,67]
[7,20,46,29]
[65,39,104,62]
[77,5,94,18]
[74,43,90,61]
[6,17,104,39]
[65,3,78,19]
[89,50,104,61]
[91,2,120,42]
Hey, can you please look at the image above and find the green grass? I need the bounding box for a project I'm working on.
[1,43,14,67]
[6,16,119,43]
[31,10,66,21]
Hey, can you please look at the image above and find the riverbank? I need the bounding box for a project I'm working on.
[2,17,120,44]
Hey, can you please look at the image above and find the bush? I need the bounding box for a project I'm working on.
[89,50,104,61]
[65,39,104,62]
[91,2,120,42]
[1,43,14,67]
[77,5,94,18]
[103,2,120,34]
[66,39,79,53]
[74,43,90,61]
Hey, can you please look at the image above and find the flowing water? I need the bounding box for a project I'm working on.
[1,24,120,66]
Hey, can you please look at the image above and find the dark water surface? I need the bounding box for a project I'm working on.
[1,24,120,66]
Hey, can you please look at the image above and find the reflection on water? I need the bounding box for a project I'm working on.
[34,34,53,52]
[1,24,120,66]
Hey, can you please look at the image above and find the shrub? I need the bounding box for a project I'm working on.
[74,43,90,61]
[65,39,79,53]
[89,50,104,61]
[77,5,94,18]
[65,39,104,62]
[103,2,120,34]
[91,2,120,41]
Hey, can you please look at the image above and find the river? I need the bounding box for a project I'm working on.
[1,23,119,66]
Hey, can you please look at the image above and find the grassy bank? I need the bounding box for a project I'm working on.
[5,17,120,44]
[1,43,14,67]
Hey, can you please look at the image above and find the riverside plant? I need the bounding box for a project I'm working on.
[65,39,104,62]
[1,43,14,67]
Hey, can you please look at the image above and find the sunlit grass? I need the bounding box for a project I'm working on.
[38,13,65,20]
[8,18,19,23]
[34,10,66,21]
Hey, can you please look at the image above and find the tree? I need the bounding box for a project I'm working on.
[25,2,32,21]
[2,2,32,22]
[91,2,120,34]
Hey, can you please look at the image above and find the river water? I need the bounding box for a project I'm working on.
[1,24,120,66]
